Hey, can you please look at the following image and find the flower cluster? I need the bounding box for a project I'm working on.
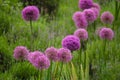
[74,28,88,41]
[100,11,114,24]
[28,51,50,70]
[73,1,101,29]
[58,48,72,63]
[99,27,114,40]
[13,0,115,72]
[79,0,93,10]
[83,9,96,22]
[13,46,29,60]
[62,35,80,51]
[45,47,58,61]
[72,11,88,29]
[22,6,40,21]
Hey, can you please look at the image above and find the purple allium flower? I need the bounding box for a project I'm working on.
[13,46,29,60]
[92,3,101,11]
[58,48,72,63]
[100,11,114,24]
[99,27,114,40]
[27,51,44,63]
[83,9,96,22]
[74,29,88,41]
[33,55,50,70]
[91,8,99,19]
[62,35,80,51]
[79,0,93,10]
[72,11,88,29]
[22,6,40,21]
[45,47,58,61]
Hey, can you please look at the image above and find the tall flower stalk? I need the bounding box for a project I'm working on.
[22,6,40,51]
[30,20,33,50]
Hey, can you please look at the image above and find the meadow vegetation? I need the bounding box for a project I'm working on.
[0,0,120,80]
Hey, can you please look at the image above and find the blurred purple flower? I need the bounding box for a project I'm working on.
[91,8,99,19]
[100,11,114,24]
[33,55,50,70]
[62,35,80,51]
[13,46,29,60]
[45,47,58,61]
[79,0,93,10]
[58,48,72,63]
[99,27,114,40]
[72,11,88,29]
[27,51,44,63]
[22,6,40,21]
[92,3,101,11]
[83,9,96,22]
[74,29,88,41]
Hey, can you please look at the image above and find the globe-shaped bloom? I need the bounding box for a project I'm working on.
[83,9,96,22]
[58,48,72,63]
[92,3,101,11]
[22,6,40,21]
[100,11,114,24]
[79,0,93,10]
[27,51,44,64]
[74,29,88,41]
[13,46,29,60]
[72,11,88,29]
[62,35,80,51]
[32,55,50,70]
[45,47,58,61]
[99,27,114,40]
[91,8,99,19]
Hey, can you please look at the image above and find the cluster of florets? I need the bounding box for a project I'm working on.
[22,6,40,21]
[13,46,73,70]
[73,0,101,29]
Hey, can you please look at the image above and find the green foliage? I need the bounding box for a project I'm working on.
[0,11,10,35]
[12,62,39,80]
[20,0,60,15]
[0,36,12,72]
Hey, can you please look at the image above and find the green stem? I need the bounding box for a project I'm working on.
[78,49,82,79]
[115,1,118,21]
[53,62,59,79]
[30,20,34,51]
[47,60,53,80]
[59,62,63,80]
[40,70,43,80]
[104,40,107,66]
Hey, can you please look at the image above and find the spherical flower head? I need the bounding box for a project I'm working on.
[62,35,80,51]
[91,8,100,19]
[58,48,72,63]
[45,47,58,61]
[28,51,44,63]
[72,11,88,29]
[74,29,88,41]
[99,27,114,40]
[100,11,114,24]
[79,0,93,10]
[22,6,40,21]
[83,9,96,22]
[92,3,101,11]
[33,55,50,70]
[13,46,29,60]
